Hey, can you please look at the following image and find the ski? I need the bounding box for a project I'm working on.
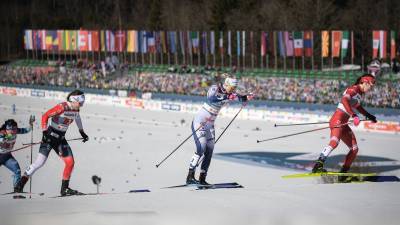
[129,189,151,193]
[163,182,240,189]
[2,191,45,196]
[282,171,377,179]
[13,195,27,199]
[196,183,244,190]
[50,191,86,198]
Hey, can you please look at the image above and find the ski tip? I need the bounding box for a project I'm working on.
[274,124,277,127]
[256,140,260,143]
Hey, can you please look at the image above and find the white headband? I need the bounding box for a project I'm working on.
[69,94,85,104]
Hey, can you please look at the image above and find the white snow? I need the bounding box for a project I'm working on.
[0,95,399,225]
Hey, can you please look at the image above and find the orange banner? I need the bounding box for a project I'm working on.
[321,31,329,57]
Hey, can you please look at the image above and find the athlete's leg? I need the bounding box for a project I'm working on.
[340,126,358,172]
[3,155,21,188]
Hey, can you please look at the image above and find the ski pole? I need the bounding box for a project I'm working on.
[215,104,245,144]
[2,138,84,154]
[155,122,206,168]
[29,115,35,199]
[22,137,84,146]
[257,120,365,143]
[274,121,331,127]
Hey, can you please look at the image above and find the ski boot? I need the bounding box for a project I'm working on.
[186,169,199,185]
[14,175,29,193]
[312,159,327,173]
[60,180,82,196]
[338,167,352,183]
[199,172,210,186]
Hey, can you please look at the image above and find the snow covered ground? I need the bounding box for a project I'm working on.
[0,95,399,225]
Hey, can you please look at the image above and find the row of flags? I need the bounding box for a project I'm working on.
[23,29,398,59]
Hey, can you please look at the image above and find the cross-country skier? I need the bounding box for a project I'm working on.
[0,118,34,192]
[15,90,89,196]
[186,75,254,185]
[311,74,377,175]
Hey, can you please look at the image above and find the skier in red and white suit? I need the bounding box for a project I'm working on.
[312,74,377,173]
[15,90,89,196]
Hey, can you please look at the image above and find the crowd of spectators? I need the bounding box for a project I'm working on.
[0,64,399,108]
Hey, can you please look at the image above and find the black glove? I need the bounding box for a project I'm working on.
[42,130,51,143]
[365,112,377,123]
[79,130,89,143]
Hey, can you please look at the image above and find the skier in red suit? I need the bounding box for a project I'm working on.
[312,74,377,174]
[15,90,89,196]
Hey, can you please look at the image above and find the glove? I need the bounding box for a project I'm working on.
[365,112,377,123]
[246,93,255,101]
[352,114,360,126]
[227,93,237,100]
[42,130,51,143]
[79,130,89,143]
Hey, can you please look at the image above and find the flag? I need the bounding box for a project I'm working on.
[115,30,126,52]
[191,31,199,54]
[45,30,54,50]
[278,31,285,57]
[179,31,185,55]
[70,30,78,51]
[379,30,387,59]
[269,31,276,56]
[219,31,223,55]
[331,31,342,58]
[303,31,313,57]
[168,31,176,54]
[186,31,192,56]
[242,31,246,56]
[147,32,155,53]
[24,30,33,50]
[261,31,267,56]
[161,31,168,54]
[210,31,215,55]
[341,31,349,58]
[78,30,88,51]
[87,31,92,51]
[141,31,148,53]
[227,31,231,56]
[32,30,37,50]
[57,30,65,50]
[202,31,208,55]
[391,31,396,60]
[106,30,115,52]
[133,31,139,53]
[372,30,380,58]
[237,31,241,56]
[155,31,161,53]
[91,30,100,51]
[284,31,293,57]
[321,31,329,57]
[293,31,303,57]
[127,30,134,52]
[49,30,58,50]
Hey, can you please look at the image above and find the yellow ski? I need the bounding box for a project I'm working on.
[282,172,377,179]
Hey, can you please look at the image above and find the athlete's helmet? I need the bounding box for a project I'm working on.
[1,119,18,131]
[223,77,238,88]
[67,90,85,106]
